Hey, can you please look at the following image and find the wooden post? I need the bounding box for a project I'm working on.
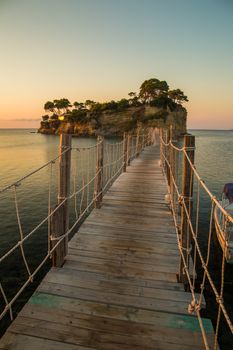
[136,128,140,156]
[95,136,104,208]
[165,130,170,185]
[159,129,163,166]
[169,126,173,191]
[123,132,128,172]
[52,133,72,267]
[127,133,131,166]
[131,133,134,159]
[149,128,153,145]
[147,128,150,146]
[142,134,145,149]
[179,134,195,283]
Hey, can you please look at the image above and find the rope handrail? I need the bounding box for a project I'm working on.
[72,139,103,150]
[161,150,233,329]
[0,128,155,326]
[161,137,233,225]
[0,148,70,194]
[159,130,233,349]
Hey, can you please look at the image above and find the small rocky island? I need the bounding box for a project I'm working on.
[38,78,188,136]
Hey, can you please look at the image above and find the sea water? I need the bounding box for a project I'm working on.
[0,129,233,348]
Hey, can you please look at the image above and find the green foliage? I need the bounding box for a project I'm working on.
[117,98,129,110]
[89,103,103,114]
[104,100,118,111]
[73,101,82,109]
[41,78,188,124]
[150,96,177,111]
[53,98,72,114]
[49,113,59,121]
[85,100,96,109]
[44,101,55,113]
[168,89,188,104]
[67,109,87,123]
[42,115,49,122]
[139,78,169,103]
[128,92,136,98]
[44,98,72,117]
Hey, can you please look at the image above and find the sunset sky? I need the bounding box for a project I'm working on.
[0,0,232,129]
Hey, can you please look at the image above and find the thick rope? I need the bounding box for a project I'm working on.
[160,133,233,349]
[0,130,152,323]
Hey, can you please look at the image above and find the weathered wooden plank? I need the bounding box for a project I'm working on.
[70,236,180,256]
[59,267,185,291]
[78,223,178,239]
[0,333,96,350]
[78,220,176,235]
[37,281,191,314]
[17,305,212,348]
[62,259,178,282]
[0,144,215,350]
[67,247,181,271]
[72,232,178,249]
[42,270,192,303]
[84,218,176,233]
[6,318,206,350]
[28,292,209,332]
[65,253,179,274]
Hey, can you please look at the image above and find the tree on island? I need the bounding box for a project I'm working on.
[73,101,85,110]
[139,79,169,103]
[44,98,72,118]
[41,78,188,124]
[44,101,55,114]
[168,89,188,104]
[85,100,96,110]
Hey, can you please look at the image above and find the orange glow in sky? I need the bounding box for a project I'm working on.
[0,0,232,129]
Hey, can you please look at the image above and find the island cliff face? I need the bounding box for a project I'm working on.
[38,105,187,137]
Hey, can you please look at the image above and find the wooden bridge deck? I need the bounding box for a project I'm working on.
[0,145,215,349]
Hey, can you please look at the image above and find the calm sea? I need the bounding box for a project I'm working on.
[0,128,233,348]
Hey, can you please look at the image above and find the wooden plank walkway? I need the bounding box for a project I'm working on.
[0,145,215,349]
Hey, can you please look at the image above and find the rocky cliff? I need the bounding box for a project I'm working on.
[38,105,187,137]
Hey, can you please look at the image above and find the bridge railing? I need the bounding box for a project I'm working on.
[160,128,233,350]
[0,128,154,328]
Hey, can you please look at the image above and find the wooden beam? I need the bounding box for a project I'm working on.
[179,134,195,283]
[52,133,72,267]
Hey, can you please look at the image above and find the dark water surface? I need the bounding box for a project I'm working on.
[0,129,233,348]
[189,129,233,350]
[0,129,97,335]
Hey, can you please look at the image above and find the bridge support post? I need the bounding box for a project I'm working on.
[142,133,145,149]
[123,132,128,172]
[127,133,131,166]
[95,136,104,209]
[179,134,195,283]
[52,133,72,267]
[136,128,140,156]
[165,130,170,186]
[159,129,163,166]
[169,126,174,201]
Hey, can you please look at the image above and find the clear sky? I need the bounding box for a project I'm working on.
[0,0,232,129]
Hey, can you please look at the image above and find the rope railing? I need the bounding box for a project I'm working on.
[0,127,155,327]
[160,128,233,350]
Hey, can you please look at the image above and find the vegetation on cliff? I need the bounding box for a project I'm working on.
[39,78,188,135]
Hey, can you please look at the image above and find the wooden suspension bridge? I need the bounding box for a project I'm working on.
[0,132,217,350]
